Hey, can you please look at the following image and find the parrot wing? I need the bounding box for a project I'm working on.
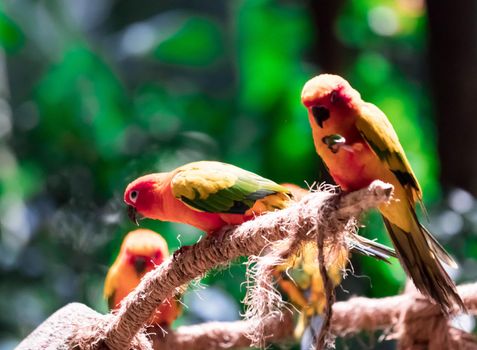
[356,103,457,268]
[356,102,422,205]
[171,161,290,214]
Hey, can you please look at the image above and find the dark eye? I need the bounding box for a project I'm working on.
[129,190,138,203]
[330,90,339,104]
[133,256,147,274]
[311,105,330,128]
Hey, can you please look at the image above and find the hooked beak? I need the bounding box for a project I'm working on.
[128,205,139,226]
[322,134,346,154]
[311,105,330,128]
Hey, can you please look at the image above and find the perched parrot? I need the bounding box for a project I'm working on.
[124,161,292,234]
[301,74,464,312]
[274,241,348,350]
[278,183,348,348]
[278,183,398,349]
[104,229,181,327]
[125,162,395,261]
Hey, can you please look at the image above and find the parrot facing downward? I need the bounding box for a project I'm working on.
[274,241,348,350]
[124,161,292,234]
[279,183,397,349]
[279,184,349,349]
[104,229,181,327]
[301,74,464,313]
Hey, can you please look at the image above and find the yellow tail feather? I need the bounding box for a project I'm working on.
[382,215,465,314]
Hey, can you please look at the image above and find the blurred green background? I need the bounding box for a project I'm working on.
[1,0,476,349]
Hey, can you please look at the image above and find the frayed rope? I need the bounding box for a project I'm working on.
[70,181,393,350]
[241,184,359,349]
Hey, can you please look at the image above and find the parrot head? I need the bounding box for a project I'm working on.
[301,74,360,132]
[124,173,171,225]
[120,229,169,276]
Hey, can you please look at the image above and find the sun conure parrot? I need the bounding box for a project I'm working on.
[279,183,398,348]
[274,241,348,350]
[301,73,464,313]
[104,229,181,327]
[124,161,292,234]
[277,183,348,349]
[124,162,395,261]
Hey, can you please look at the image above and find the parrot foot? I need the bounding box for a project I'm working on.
[322,134,346,154]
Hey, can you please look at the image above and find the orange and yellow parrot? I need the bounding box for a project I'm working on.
[124,161,292,234]
[274,241,348,349]
[301,74,464,312]
[104,229,181,327]
[278,183,395,349]
[125,163,395,262]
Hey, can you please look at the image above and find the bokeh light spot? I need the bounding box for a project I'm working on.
[448,188,474,214]
[368,6,399,37]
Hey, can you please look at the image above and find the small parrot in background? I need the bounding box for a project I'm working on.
[280,183,398,349]
[301,74,464,313]
[104,229,181,327]
[274,241,348,350]
[279,183,349,349]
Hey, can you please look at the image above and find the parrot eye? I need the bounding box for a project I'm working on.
[311,105,330,128]
[330,90,339,104]
[129,190,139,203]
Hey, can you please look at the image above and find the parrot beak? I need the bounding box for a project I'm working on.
[311,105,330,128]
[322,134,346,154]
[127,205,139,226]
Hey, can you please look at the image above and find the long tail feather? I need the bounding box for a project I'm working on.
[382,215,465,314]
[407,204,458,269]
[420,224,458,269]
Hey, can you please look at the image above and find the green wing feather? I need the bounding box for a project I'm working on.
[171,161,290,214]
[356,103,457,267]
[356,102,422,204]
